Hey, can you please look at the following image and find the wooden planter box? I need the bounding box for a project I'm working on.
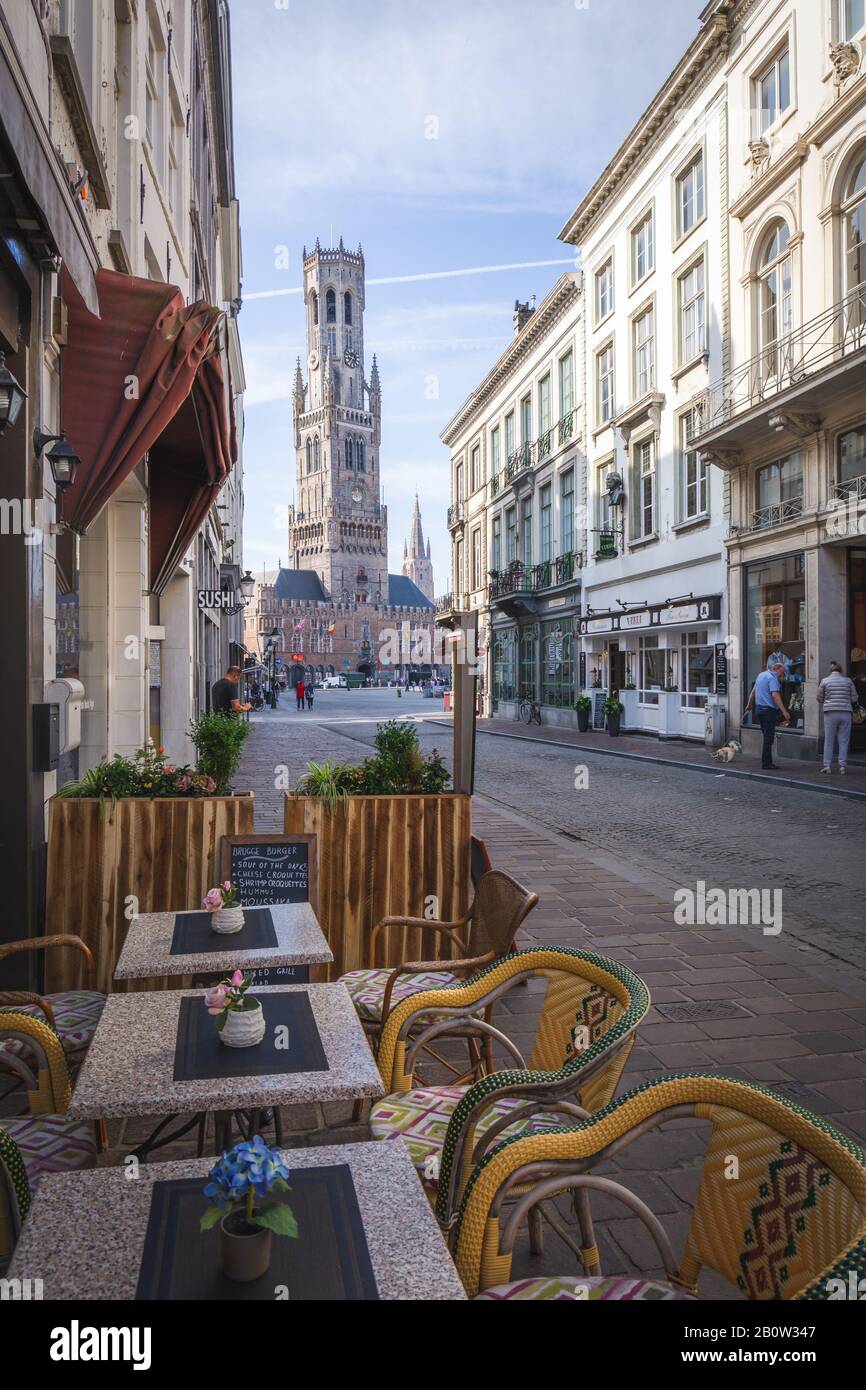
[44,794,255,994]
[284,794,472,979]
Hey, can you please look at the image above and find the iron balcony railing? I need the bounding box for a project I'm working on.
[733,495,804,535]
[447,501,464,528]
[692,287,866,439]
[435,592,454,613]
[833,472,866,503]
[489,550,583,600]
[490,410,576,496]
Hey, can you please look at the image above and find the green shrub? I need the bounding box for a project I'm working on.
[295,720,451,809]
[189,710,250,794]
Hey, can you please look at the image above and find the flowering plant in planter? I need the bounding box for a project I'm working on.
[56,740,218,810]
[203,881,241,912]
[204,969,257,1030]
[201,1137,298,1282]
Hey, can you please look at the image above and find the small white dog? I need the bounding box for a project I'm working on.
[711,740,742,764]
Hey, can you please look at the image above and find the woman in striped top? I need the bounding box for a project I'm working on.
[817,661,860,774]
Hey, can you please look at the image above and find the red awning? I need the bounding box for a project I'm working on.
[59,269,235,587]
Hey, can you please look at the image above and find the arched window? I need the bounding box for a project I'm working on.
[345,438,353,469]
[758,220,792,380]
[326,288,336,323]
[357,440,365,472]
[843,147,866,324]
[313,435,320,470]
[305,438,312,473]
[310,291,318,326]
[344,291,352,325]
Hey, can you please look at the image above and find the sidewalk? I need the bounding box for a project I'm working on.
[471,715,866,799]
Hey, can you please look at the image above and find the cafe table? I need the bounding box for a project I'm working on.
[113,902,332,982]
[7,1140,467,1300]
[66,984,384,1157]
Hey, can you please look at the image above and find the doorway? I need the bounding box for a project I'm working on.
[607,640,627,694]
[850,549,866,752]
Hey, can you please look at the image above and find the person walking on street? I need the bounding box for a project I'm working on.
[295,678,305,711]
[744,660,790,769]
[211,664,251,716]
[818,660,859,775]
[305,684,314,710]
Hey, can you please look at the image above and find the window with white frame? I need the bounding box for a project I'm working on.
[633,437,656,540]
[470,444,481,493]
[632,306,654,398]
[595,257,614,322]
[506,506,517,564]
[758,221,793,377]
[145,32,158,149]
[539,374,552,436]
[520,495,533,566]
[676,151,705,240]
[455,460,463,502]
[837,0,865,40]
[521,395,532,446]
[843,148,866,326]
[559,350,574,417]
[597,340,614,424]
[753,44,791,137]
[561,468,575,554]
[168,105,183,217]
[679,407,708,521]
[471,526,482,590]
[597,460,614,533]
[491,514,502,572]
[631,209,654,286]
[681,629,713,709]
[490,425,501,479]
[678,256,706,364]
[639,634,664,706]
[540,484,552,563]
[505,410,515,459]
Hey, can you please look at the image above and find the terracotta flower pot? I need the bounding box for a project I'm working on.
[220,1211,272,1282]
[219,1000,265,1047]
[211,905,245,934]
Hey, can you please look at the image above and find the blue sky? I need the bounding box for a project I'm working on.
[233,0,701,587]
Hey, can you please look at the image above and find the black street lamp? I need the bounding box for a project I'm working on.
[34,429,81,491]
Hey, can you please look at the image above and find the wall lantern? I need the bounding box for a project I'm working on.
[34,429,81,492]
[0,352,27,435]
[239,570,256,604]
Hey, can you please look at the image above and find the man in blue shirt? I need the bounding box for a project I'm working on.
[744,661,791,769]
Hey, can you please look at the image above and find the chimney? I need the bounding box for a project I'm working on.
[513,297,536,335]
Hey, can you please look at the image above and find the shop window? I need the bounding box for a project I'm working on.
[744,553,806,731]
[541,619,574,707]
[493,628,517,703]
[681,629,713,709]
[639,634,664,706]
[520,626,536,699]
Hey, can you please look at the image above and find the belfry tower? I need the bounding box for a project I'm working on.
[289,239,388,602]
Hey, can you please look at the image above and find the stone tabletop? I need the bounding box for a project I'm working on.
[8,1140,466,1301]
[66,984,384,1119]
[114,903,332,979]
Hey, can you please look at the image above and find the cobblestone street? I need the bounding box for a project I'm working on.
[223,693,866,1294]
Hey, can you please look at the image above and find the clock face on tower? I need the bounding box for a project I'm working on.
[343,349,360,368]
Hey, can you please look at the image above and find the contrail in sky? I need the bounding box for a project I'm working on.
[244,257,578,300]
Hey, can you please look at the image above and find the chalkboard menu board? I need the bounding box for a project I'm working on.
[219,835,317,913]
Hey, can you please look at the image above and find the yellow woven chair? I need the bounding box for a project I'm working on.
[372,946,650,1236]
[452,1073,866,1301]
[0,1013,97,1264]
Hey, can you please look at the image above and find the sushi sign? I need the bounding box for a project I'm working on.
[197,589,234,610]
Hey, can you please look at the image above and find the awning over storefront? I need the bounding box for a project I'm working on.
[59,269,235,574]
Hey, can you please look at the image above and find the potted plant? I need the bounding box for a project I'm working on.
[203,880,244,934]
[287,721,470,978]
[204,969,265,1047]
[603,694,625,737]
[201,1136,298,1283]
[46,740,254,994]
[575,695,592,733]
[189,710,251,794]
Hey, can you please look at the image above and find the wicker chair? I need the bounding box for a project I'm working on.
[0,1013,97,1265]
[452,1073,866,1301]
[370,946,650,1236]
[339,869,539,1075]
[0,934,105,1087]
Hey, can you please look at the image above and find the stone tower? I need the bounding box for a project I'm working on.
[402,493,434,600]
[289,239,388,602]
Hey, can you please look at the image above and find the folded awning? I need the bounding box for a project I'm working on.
[60,269,234,567]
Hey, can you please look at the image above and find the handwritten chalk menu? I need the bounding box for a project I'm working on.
[219,835,317,911]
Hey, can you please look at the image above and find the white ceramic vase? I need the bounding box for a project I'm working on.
[220,1001,265,1048]
[211,905,245,934]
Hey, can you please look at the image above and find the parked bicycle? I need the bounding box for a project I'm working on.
[517,698,542,725]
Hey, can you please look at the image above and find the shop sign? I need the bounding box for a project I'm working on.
[585,616,615,635]
[622,611,651,629]
[197,589,234,610]
[714,643,728,696]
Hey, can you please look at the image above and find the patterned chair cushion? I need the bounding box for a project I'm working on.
[3,1113,96,1190]
[475,1276,698,1301]
[0,990,105,1061]
[340,968,458,1023]
[370,1084,562,1189]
